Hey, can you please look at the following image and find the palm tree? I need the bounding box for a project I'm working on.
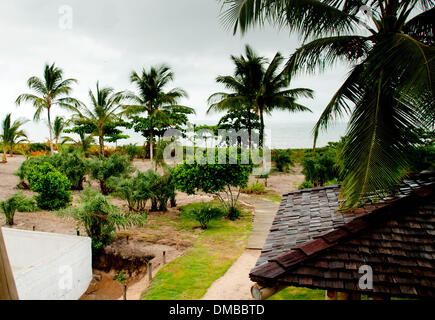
[126,65,191,163]
[71,82,126,156]
[208,45,313,149]
[220,0,434,209]
[1,114,28,163]
[208,45,265,150]
[53,116,68,151]
[62,132,95,155]
[16,63,80,155]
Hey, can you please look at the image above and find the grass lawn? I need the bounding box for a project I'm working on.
[142,202,252,300]
[268,287,325,300]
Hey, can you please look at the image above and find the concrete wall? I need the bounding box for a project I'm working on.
[2,228,92,300]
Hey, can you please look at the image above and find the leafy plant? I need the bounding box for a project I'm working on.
[298,181,314,190]
[88,153,133,195]
[112,171,154,213]
[123,144,141,161]
[242,181,266,194]
[0,193,34,225]
[58,188,147,251]
[26,163,72,210]
[272,149,294,172]
[190,202,225,229]
[301,145,339,187]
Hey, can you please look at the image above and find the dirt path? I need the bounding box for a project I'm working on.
[202,195,281,300]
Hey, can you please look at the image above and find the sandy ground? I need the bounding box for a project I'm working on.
[202,250,261,300]
[0,155,305,300]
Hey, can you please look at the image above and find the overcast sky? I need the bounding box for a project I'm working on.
[0,0,350,146]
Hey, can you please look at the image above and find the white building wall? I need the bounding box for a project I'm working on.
[2,228,92,300]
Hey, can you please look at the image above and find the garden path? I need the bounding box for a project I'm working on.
[201,195,280,300]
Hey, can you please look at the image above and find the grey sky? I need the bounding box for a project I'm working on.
[0,0,349,146]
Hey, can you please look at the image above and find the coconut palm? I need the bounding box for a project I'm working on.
[1,114,28,163]
[16,63,80,155]
[220,0,435,209]
[125,65,191,163]
[71,82,126,156]
[53,116,68,151]
[208,45,313,149]
[62,132,95,155]
[208,45,265,150]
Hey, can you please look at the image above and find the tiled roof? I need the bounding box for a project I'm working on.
[250,172,435,299]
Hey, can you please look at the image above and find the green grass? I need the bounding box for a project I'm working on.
[142,202,252,300]
[261,193,282,203]
[268,287,325,300]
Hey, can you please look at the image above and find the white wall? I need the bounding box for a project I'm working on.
[2,228,92,300]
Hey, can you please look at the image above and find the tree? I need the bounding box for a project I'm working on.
[53,116,68,151]
[125,65,192,163]
[173,150,252,219]
[16,63,80,155]
[220,0,435,209]
[208,45,312,149]
[1,114,28,163]
[72,82,126,155]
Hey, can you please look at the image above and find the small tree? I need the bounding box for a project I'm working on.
[173,150,252,220]
[58,188,147,251]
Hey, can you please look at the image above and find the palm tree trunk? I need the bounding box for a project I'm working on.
[247,107,252,151]
[47,107,54,155]
[149,118,154,164]
[259,106,265,149]
[2,145,7,163]
[99,127,104,156]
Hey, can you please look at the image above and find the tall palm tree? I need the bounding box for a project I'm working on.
[208,45,265,150]
[53,116,68,151]
[126,65,191,163]
[1,114,28,163]
[220,0,434,209]
[16,63,80,155]
[71,82,125,155]
[208,45,313,149]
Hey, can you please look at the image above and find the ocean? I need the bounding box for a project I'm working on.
[22,120,348,150]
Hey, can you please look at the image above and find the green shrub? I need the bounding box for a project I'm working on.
[298,181,314,190]
[242,181,266,194]
[27,163,72,210]
[150,168,177,212]
[123,144,141,161]
[112,171,154,213]
[227,206,242,221]
[88,153,133,195]
[272,149,294,172]
[191,203,225,229]
[29,143,50,152]
[58,188,147,251]
[16,151,89,190]
[301,146,339,187]
[0,197,17,225]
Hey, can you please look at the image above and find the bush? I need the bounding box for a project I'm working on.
[27,163,72,210]
[58,188,147,251]
[242,181,266,194]
[88,153,133,195]
[112,171,154,213]
[191,203,225,229]
[150,168,177,212]
[301,145,339,187]
[227,206,242,221]
[272,149,294,172]
[298,181,314,190]
[16,151,89,190]
[123,144,141,161]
